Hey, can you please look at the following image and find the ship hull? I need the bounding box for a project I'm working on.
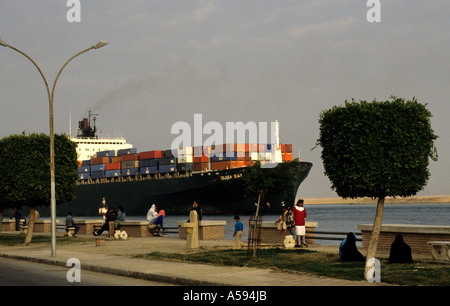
[53,161,312,216]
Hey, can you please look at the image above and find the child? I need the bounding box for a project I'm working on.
[233,215,244,249]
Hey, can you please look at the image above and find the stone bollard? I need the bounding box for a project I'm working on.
[181,210,199,248]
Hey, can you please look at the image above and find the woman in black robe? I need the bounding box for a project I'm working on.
[340,232,365,262]
[389,234,413,263]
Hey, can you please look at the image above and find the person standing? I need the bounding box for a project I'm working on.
[233,215,244,249]
[293,199,307,247]
[285,206,296,241]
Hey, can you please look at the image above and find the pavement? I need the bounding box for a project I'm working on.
[0,233,381,286]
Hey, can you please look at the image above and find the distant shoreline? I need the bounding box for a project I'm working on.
[301,195,450,205]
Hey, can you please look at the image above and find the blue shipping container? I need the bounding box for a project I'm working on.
[97,150,116,157]
[78,166,90,173]
[91,171,105,179]
[121,168,139,176]
[105,170,121,178]
[117,148,137,156]
[159,164,176,173]
[140,166,158,175]
[91,164,106,172]
[140,159,159,167]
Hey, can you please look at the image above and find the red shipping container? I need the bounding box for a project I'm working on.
[121,153,140,161]
[285,144,293,153]
[91,157,110,165]
[105,162,121,170]
[141,150,165,159]
[193,155,209,163]
[193,163,208,171]
[111,156,123,163]
[282,153,293,161]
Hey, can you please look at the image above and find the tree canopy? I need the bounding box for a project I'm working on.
[0,133,78,209]
[243,159,305,204]
[317,97,438,199]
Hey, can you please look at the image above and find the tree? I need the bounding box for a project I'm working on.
[0,133,78,243]
[243,159,305,207]
[316,97,438,280]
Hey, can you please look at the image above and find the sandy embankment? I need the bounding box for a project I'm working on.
[301,195,450,205]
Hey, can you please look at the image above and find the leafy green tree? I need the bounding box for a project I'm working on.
[0,133,78,243]
[316,96,438,280]
[243,159,308,209]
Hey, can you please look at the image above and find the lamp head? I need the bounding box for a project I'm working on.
[92,41,108,49]
[0,38,8,47]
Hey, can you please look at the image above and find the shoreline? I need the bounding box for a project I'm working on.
[301,195,450,205]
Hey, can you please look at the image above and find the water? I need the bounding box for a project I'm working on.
[57,203,450,245]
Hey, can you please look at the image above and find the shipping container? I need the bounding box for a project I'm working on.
[140,166,158,175]
[111,156,123,163]
[78,173,89,180]
[78,166,90,173]
[105,162,121,171]
[121,168,139,176]
[140,150,164,159]
[97,150,116,157]
[177,155,193,163]
[193,162,209,172]
[122,160,140,169]
[282,152,293,161]
[117,148,137,156]
[159,157,176,165]
[164,149,175,158]
[121,153,140,161]
[211,161,231,170]
[159,164,176,173]
[81,160,91,166]
[177,146,193,156]
[91,164,106,172]
[91,156,110,165]
[105,170,121,178]
[140,158,159,167]
[177,163,193,172]
[91,171,105,179]
[193,154,208,163]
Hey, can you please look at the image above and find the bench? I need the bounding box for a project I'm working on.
[56,224,76,237]
[427,241,450,261]
[148,225,178,236]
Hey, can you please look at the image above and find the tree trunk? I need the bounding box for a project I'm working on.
[24,204,37,245]
[364,196,385,280]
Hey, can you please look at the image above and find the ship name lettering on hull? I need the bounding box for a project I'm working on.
[220,173,243,181]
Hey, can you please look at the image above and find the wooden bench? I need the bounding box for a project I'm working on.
[427,241,450,261]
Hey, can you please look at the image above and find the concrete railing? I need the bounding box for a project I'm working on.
[358,224,450,259]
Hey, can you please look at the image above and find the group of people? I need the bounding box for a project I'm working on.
[92,205,126,236]
[275,200,414,263]
[276,199,308,247]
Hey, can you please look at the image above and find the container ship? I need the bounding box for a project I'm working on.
[55,113,313,216]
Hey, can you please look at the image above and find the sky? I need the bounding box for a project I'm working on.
[0,0,448,199]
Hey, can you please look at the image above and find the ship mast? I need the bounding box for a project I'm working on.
[271,119,283,164]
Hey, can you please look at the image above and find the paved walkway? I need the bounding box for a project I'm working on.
[0,234,380,286]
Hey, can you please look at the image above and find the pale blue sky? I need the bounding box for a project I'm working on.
[1,1,448,198]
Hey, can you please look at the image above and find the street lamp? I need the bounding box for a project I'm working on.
[0,38,108,257]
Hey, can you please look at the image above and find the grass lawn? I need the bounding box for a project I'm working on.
[132,248,450,286]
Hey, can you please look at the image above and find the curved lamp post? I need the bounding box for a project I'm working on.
[0,38,107,257]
